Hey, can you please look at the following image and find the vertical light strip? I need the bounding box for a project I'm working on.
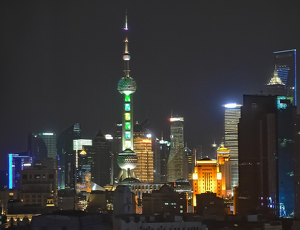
[8,154,13,189]
[295,49,297,106]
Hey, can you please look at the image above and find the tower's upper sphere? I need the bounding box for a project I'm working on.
[117,148,138,169]
[118,77,137,94]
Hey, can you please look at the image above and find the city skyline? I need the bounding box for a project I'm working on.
[1,1,300,171]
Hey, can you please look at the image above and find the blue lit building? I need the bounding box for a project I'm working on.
[239,95,297,218]
[273,49,297,106]
[8,152,32,189]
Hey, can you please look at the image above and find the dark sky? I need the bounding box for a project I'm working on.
[1,1,300,171]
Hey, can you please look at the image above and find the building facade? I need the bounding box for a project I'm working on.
[217,145,231,197]
[142,184,188,215]
[192,158,222,206]
[20,166,58,207]
[223,103,242,191]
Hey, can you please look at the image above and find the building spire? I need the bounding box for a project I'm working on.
[123,11,130,78]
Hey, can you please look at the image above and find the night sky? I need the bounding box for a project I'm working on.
[1,1,300,171]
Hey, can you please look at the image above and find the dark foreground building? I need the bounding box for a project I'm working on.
[238,95,297,218]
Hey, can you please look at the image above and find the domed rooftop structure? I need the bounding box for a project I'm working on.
[119,177,140,185]
[117,148,138,170]
[118,77,137,94]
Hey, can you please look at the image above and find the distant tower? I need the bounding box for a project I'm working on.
[117,13,138,181]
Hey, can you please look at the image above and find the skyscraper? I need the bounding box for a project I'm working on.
[28,132,57,161]
[239,95,297,217]
[273,49,297,106]
[56,123,81,190]
[117,14,138,181]
[266,68,286,96]
[159,138,170,183]
[167,117,188,182]
[223,103,242,191]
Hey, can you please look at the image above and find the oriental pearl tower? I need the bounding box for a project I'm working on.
[117,13,138,181]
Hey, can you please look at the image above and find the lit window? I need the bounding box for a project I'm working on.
[125,132,131,139]
[125,113,131,121]
[125,103,130,111]
[125,94,130,102]
[125,141,131,148]
[125,122,131,130]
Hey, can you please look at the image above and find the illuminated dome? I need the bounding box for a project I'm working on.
[117,148,138,170]
[118,77,137,94]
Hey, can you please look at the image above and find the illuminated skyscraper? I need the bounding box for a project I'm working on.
[28,132,57,160]
[167,117,188,182]
[117,14,138,181]
[273,49,297,106]
[7,152,32,189]
[223,103,242,191]
[133,134,154,182]
[266,68,286,96]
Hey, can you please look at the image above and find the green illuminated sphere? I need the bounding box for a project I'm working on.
[118,77,137,94]
[117,148,138,170]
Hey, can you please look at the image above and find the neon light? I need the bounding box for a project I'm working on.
[274,49,296,53]
[125,113,131,121]
[125,94,130,102]
[125,103,130,111]
[223,103,242,108]
[125,131,131,139]
[42,133,53,135]
[125,122,131,130]
[295,49,297,106]
[8,154,13,189]
[125,141,131,148]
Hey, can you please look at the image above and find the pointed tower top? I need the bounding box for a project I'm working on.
[123,10,128,31]
[267,66,285,85]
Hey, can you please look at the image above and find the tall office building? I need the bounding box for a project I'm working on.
[85,130,111,187]
[273,49,297,106]
[7,152,32,189]
[239,95,297,217]
[167,117,188,182]
[56,123,81,190]
[117,14,138,181]
[159,138,170,183]
[28,132,57,160]
[223,103,242,191]
[184,145,194,181]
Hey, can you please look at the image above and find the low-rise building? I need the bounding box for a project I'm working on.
[142,184,188,215]
[20,166,58,207]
